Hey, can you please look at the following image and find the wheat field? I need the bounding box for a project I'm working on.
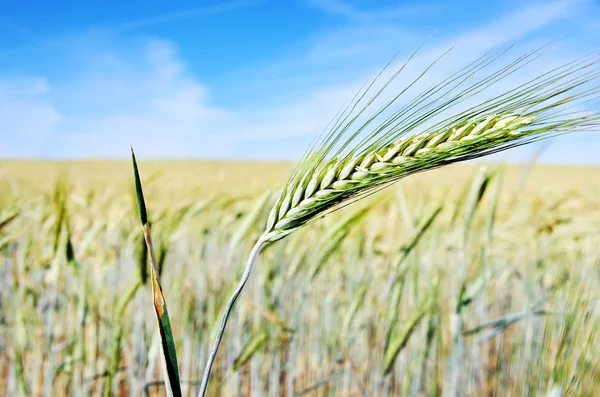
[1,159,599,396]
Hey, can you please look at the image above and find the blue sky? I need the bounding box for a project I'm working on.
[0,0,599,162]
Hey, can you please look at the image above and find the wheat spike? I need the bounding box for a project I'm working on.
[262,111,574,242]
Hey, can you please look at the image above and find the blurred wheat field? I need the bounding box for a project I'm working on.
[1,160,599,396]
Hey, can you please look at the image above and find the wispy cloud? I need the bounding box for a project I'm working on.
[306,0,446,23]
[102,0,268,34]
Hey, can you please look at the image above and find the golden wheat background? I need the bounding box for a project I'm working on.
[1,160,599,396]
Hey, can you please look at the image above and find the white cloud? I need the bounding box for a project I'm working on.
[0,77,61,157]
[51,39,239,158]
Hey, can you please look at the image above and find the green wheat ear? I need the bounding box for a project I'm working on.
[263,112,538,242]
[197,44,600,396]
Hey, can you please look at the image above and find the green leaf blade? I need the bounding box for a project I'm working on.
[131,147,148,225]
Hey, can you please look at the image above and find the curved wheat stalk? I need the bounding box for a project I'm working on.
[198,44,600,396]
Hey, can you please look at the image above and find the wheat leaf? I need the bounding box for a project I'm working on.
[131,147,182,397]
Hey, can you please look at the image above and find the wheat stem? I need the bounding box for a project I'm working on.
[198,237,267,397]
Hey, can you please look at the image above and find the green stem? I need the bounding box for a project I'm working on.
[198,237,266,397]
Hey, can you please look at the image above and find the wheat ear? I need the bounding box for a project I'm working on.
[263,112,539,242]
